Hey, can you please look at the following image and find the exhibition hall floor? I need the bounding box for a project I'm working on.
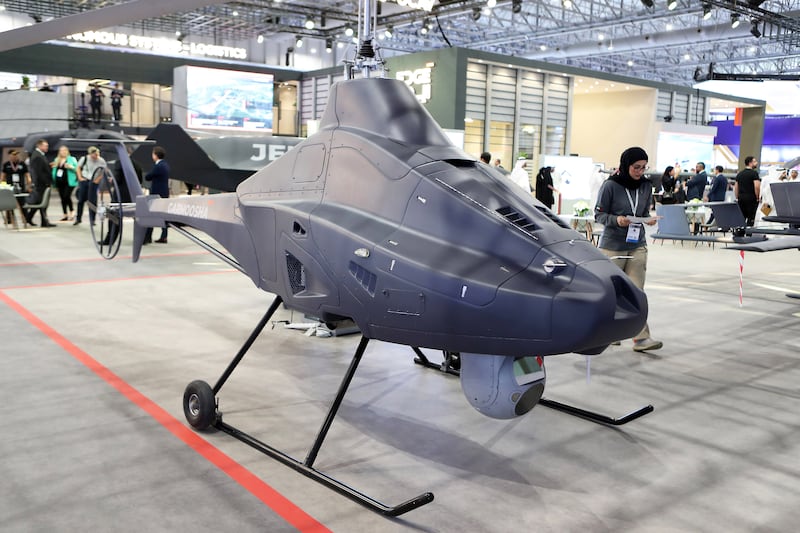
[2,209,800,532]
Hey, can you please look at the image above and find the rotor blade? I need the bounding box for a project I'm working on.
[0,0,230,53]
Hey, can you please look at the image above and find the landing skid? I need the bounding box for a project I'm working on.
[182,296,433,517]
[411,347,653,427]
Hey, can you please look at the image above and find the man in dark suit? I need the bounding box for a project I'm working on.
[26,138,55,227]
[686,162,708,201]
[144,145,170,244]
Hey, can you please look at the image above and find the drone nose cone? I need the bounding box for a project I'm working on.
[551,256,648,352]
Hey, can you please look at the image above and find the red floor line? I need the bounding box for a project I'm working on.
[0,250,211,268]
[0,269,239,291]
[0,289,331,533]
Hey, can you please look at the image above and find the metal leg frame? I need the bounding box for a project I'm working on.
[199,297,434,517]
[412,347,460,376]
[410,348,653,427]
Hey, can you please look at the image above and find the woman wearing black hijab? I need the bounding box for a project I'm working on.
[594,146,662,353]
[535,166,557,209]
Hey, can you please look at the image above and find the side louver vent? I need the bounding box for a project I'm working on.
[285,252,306,294]
[349,261,377,296]
[535,206,572,229]
[497,206,538,233]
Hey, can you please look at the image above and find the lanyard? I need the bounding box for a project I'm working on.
[625,188,639,216]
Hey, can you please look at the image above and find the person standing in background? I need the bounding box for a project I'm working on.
[594,146,661,353]
[535,166,558,210]
[735,156,761,226]
[89,83,104,123]
[144,146,170,244]
[706,166,728,202]
[26,139,55,227]
[74,146,107,226]
[686,162,707,201]
[50,145,78,221]
[110,83,124,123]
[509,158,532,193]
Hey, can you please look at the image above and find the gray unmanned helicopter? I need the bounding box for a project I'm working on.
[89,1,651,517]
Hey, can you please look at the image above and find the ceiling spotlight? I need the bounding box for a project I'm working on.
[231,10,239,17]
[337,41,344,49]
[344,25,354,37]
[325,38,333,52]
[607,41,613,50]
[750,20,761,38]
[539,44,547,51]
[702,3,712,19]
[295,35,303,48]
[512,0,523,14]
[487,0,497,7]
[384,26,393,38]
[175,32,186,42]
[598,33,604,41]
[563,0,572,8]
[420,25,428,35]
[320,13,327,27]
[731,13,740,28]
[472,7,481,21]
[31,13,42,23]
[667,0,677,10]
[684,53,691,60]
[627,59,634,66]
[640,0,654,7]
[175,30,181,36]
[425,18,434,29]
[304,18,315,30]
[665,23,673,31]
[257,34,264,44]
[0,6,6,11]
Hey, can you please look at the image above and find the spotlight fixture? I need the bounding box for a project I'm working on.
[627,59,634,66]
[750,20,761,38]
[175,31,186,42]
[384,26,393,38]
[304,18,315,30]
[667,0,677,10]
[487,0,497,7]
[472,7,481,21]
[231,10,239,17]
[344,25,354,37]
[731,13,740,28]
[702,2,712,20]
[31,13,42,23]
[563,0,572,8]
[420,25,428,35]
[539,44,547,51]
[640,0,654,7]
[0,5,6,11]
[598,33,604,41]
[295,35,303,48]
[325,38,333,52]
[512,0,523,14]
[320,13,327,27]
[257,34,264,44]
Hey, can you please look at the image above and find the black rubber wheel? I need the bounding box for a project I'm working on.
[88,166,123,260]
[183,380,217,430]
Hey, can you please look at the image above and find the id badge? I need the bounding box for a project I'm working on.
[11,173,20,183]
[626,223,642,243]
[56,168,64,178]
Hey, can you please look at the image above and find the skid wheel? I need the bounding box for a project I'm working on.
[183,380,218,430]
[88,166,123,260]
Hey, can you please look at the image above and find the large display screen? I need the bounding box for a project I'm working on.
[184,66,274,131]
[656,131,714,172]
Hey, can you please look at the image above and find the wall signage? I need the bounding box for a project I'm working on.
[396,62,434,104]
[65,32,248,60]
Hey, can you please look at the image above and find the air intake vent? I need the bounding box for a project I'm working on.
[285,252,306,294]
[535,206,572,229]
[349,261,377,296]
[497,206,538,233]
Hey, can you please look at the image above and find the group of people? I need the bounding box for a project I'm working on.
[479,151,559,210]
[1,141,171,243]
[657,157,777,226]
[88,82,125,123]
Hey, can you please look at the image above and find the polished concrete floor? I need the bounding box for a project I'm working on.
[2,206,800,532]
